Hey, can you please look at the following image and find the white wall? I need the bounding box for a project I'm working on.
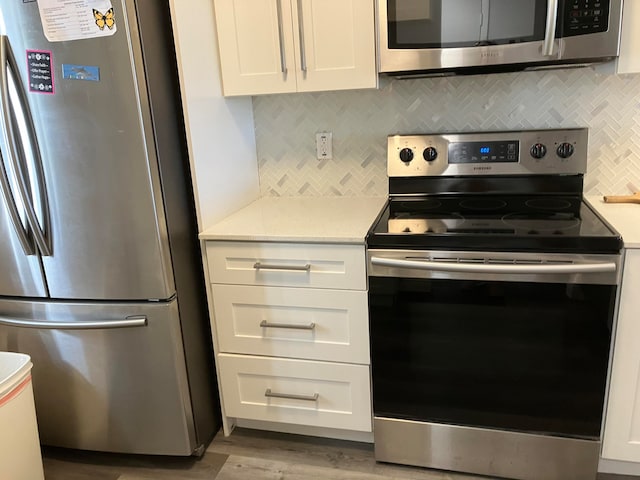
[170,0,260,231]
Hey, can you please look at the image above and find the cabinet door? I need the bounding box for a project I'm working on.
[602,250,640,461]
[292,0,377,92]
[214,0,297,96]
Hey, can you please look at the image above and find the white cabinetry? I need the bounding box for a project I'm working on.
[213,0,377,96]
[602,249,640,461]
[205,240,372,436]
[616,1,640,74]
[169,0,259,230]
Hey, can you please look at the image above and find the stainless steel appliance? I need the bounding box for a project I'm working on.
[366,128,623,480]
[378,0,623,75]
[0,0,218,456]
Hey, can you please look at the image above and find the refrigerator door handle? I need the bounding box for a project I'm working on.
[0,315,148,330]
[0,35,52,257]
[0,39,35,255]
[0,150,34,255]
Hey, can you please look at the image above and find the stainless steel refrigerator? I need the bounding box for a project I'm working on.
[0,0,219,455]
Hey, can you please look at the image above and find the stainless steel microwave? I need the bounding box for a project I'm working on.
[378,0,623,75]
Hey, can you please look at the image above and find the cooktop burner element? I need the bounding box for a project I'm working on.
[367,128,622,254]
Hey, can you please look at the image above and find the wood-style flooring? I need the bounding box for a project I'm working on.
[42,428,637,480]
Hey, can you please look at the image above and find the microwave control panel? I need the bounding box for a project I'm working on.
[562,0,610,37]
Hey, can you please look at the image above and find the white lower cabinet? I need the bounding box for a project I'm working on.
[603,249,640,461]
[206,240,372,436]
[218,354,372,431]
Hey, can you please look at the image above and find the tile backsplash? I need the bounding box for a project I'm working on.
[253,68,640,197]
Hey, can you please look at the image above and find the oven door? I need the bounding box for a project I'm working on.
[377,0,621,74]
[368,249,620,439]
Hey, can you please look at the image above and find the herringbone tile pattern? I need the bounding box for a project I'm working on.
[253,68,640,197]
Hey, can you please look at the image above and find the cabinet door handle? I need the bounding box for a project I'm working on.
[253,262,311,272]
[265,388,319,402]
[276,0,287,74]
[260,320,316,330]
[296,0,307,72]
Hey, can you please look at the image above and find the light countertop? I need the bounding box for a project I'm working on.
[586,195,640,248]
[199,196,387,244]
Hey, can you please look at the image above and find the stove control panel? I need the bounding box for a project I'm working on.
[388,128,588,178]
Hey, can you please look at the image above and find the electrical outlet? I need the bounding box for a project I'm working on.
[316,132,332,160]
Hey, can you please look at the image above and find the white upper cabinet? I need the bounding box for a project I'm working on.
[213,0,377,96]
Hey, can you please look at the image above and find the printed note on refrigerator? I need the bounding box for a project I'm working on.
[37,0,117,42]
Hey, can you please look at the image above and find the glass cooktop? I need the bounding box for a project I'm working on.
[367,195,622,254]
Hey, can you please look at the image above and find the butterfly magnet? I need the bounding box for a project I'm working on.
[93,8,116,31]
[38,0,117,42]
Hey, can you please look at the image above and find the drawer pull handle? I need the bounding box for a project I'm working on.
[253,262,311,272]
[260,320,316,330]
[264,389,319,402]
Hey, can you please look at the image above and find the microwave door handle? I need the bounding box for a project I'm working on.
[0,36,35,256]
[4,37,52,257]
[543,0,559,57]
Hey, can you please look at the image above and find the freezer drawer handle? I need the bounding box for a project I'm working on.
[264,388,319,402]
[0,315,147,330]
[260,320,316,330]
[253,262,311,272]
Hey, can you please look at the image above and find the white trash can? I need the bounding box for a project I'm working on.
[0,352,45,480]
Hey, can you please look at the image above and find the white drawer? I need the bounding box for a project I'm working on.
[213,285,369,364]
[218,354,372,432]
[206,242,366,290]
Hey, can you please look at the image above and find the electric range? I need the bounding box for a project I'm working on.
[366,128,622,480]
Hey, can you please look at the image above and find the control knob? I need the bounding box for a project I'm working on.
[557,142,575,159]
[399,148,414,163]
[530,143,547,159]
[423,147,438,162]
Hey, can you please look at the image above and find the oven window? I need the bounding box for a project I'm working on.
[369,277,615,439]
[387,0,548,49]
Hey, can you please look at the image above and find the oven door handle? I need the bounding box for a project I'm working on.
[370,257,617,275]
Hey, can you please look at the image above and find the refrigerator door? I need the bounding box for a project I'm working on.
[0,0,175,301]
[0,297,198,455]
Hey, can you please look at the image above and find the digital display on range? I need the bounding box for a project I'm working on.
[448,141,520,164]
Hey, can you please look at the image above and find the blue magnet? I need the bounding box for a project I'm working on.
[62,64,100,82]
